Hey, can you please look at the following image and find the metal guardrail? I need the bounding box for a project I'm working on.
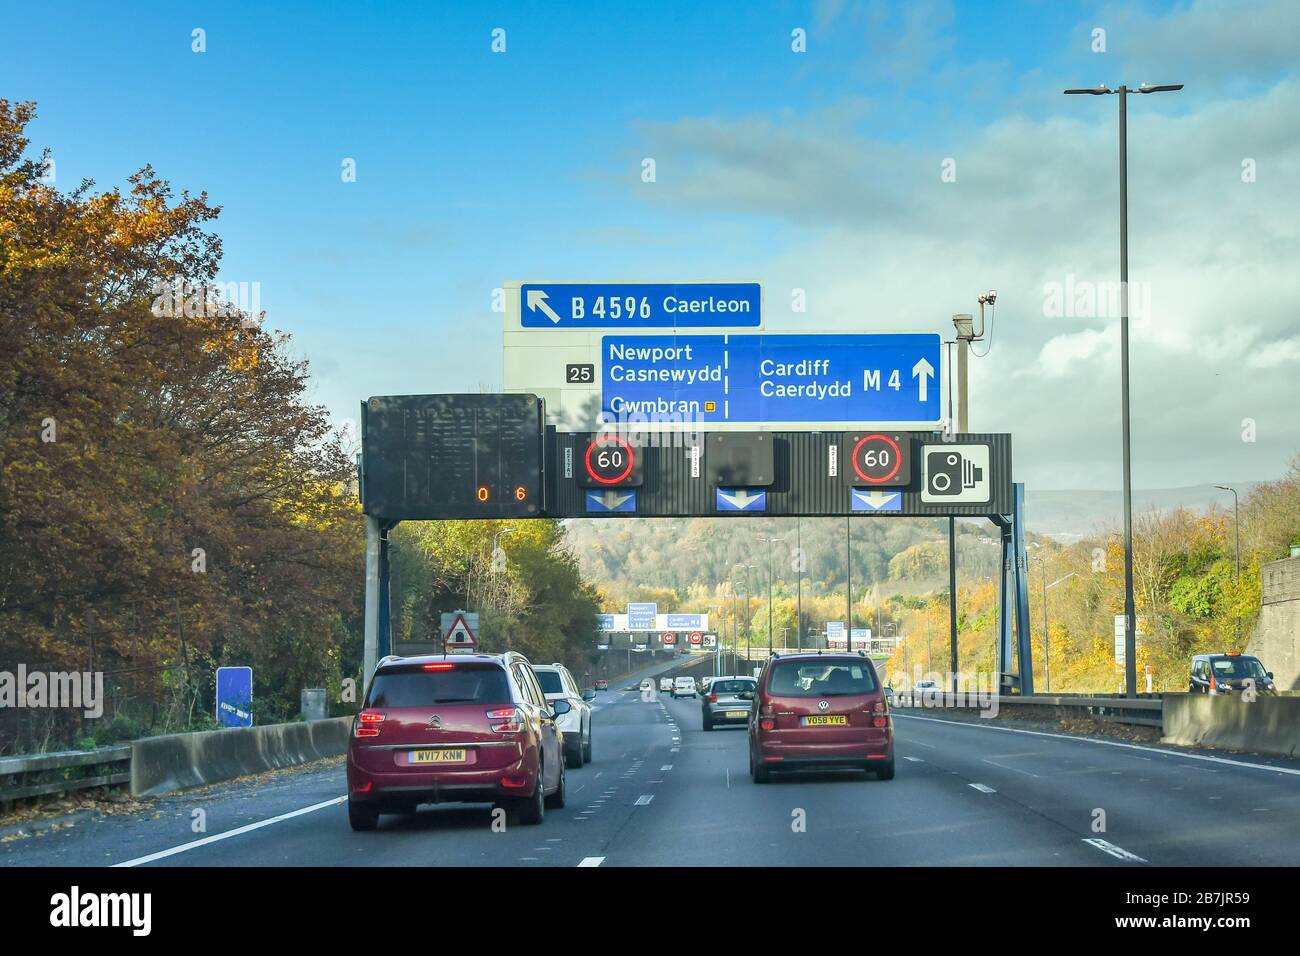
[0,746,132,803]
[893,692,1164,728]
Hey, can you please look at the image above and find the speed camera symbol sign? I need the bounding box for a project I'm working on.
[921,444,991,503]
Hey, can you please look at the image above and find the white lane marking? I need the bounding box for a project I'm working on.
[578,856,605,867]
[670,747,680,753]
[113,796,347,867]
[895,713,1300,777]
[902,756,923,762]
[661,764,673,770]
[969,783,997,793]
[982,757,1040,778]
[635,794,654,805]
[1083,838,1147,863]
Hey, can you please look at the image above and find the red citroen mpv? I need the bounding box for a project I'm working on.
[347,652,570,830]
[749,652,895,782]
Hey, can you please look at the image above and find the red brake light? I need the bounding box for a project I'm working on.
[487,707,525,733]
[355,711,384,737]
[708,693,718,703]
[358,711,385,723]
[424,662,455,671]
[760,718,776,731]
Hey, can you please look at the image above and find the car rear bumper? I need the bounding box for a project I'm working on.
[754,734,893,768]
[347,752,537,806]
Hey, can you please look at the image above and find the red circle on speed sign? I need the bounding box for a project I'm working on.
[851,433,903,484]
[584,435,635,485]
[689,631,702,645]
[661,632,677,645]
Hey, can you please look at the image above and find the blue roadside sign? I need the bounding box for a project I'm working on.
[521,282,761,329]
[595,614,616,631]
[601,332,940,424]
[628,602,657,630]
[851,489,903,512]
[666,613,704,629]
[216,666,253,728]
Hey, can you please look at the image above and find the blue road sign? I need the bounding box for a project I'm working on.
[825,622,845,641]
[666,613,704,629]
[716,488,766,512]
[851,489,903,512]
[595,614,616,631]
[521,283,761,329]
[601,333,940,423]
[628,603,657,630]
[585,489,637,513]
[215,666,253,728]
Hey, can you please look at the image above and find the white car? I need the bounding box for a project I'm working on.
[659,677,674,693]
[672,676,698,699]
[533,663,594,768]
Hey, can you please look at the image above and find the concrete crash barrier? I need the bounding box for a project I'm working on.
[1162,695,1300,759]
[131,716,353,797]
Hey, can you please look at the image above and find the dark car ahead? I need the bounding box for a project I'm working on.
[749,653,894,783]
[1189,653,1276,696]
[702,676,756,731]
[347,652,570,831]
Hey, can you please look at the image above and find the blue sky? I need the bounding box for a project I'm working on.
[5,0,1298,488]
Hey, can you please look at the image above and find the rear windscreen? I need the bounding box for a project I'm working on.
[767,662,876,697]
[711,679,755,694]
[535,670,564,694]
[366,663,511,707]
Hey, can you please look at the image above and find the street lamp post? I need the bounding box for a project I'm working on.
[1064,81,1183,698]
[1215,485,1241,641]
[1041,570,1077,693]
[758,536,782,658]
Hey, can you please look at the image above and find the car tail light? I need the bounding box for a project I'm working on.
[487,707,525,733]
[871,699,889,728]
[500,773,529,789]
[424,662,455,671]
[355,711,384,737]
[708,693,718,703]
[760,718,776,731]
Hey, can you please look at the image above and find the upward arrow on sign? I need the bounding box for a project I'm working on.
[912,357,934,402]
[526,289,564,324]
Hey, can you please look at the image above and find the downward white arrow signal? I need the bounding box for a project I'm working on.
[912,357,934,402]
[720,490,762,509]
[526,289,564,324]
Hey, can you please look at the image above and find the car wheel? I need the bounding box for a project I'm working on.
[515,771,546,825]
[583,729,593,763]
[546,760,567,809]
[702,714,712,731]
[348,798,379,832]
[749,749,770,784]
[565,738,583,769]
[875,759,896,781]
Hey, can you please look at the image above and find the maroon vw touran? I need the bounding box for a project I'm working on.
[347,652,569,830]
[749,652,895,782]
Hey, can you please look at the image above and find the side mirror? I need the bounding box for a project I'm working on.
[551,699,573,716]
[582,689,596,701]
[1267,672,1274,679]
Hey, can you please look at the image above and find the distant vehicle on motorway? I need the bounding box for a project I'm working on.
[1189,653,1276,696]
[702,676,756,731]
[595,678,609,691]
[672,676,698,699]
[749,653,894,783]
[347,652,570,831]
[534,663,594,768]
[640,678,656,693]
[659,677,674,693]
[914,679,940,692]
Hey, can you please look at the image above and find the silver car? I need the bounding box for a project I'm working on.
[701,676,757,731]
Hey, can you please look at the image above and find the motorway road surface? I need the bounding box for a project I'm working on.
[5,661,1300,867]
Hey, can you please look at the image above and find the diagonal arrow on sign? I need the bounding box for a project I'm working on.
[526,289,564,324]
[912,357,934,403]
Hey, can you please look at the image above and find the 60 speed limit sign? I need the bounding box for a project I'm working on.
[578,434,644,488]
[843,433,911,487]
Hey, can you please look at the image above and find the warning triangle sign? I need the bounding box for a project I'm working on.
[443,612,477,651]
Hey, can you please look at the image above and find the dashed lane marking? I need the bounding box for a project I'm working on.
[578,856,605,867]
[1082,838,1147,863]
[969,783,997,793]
